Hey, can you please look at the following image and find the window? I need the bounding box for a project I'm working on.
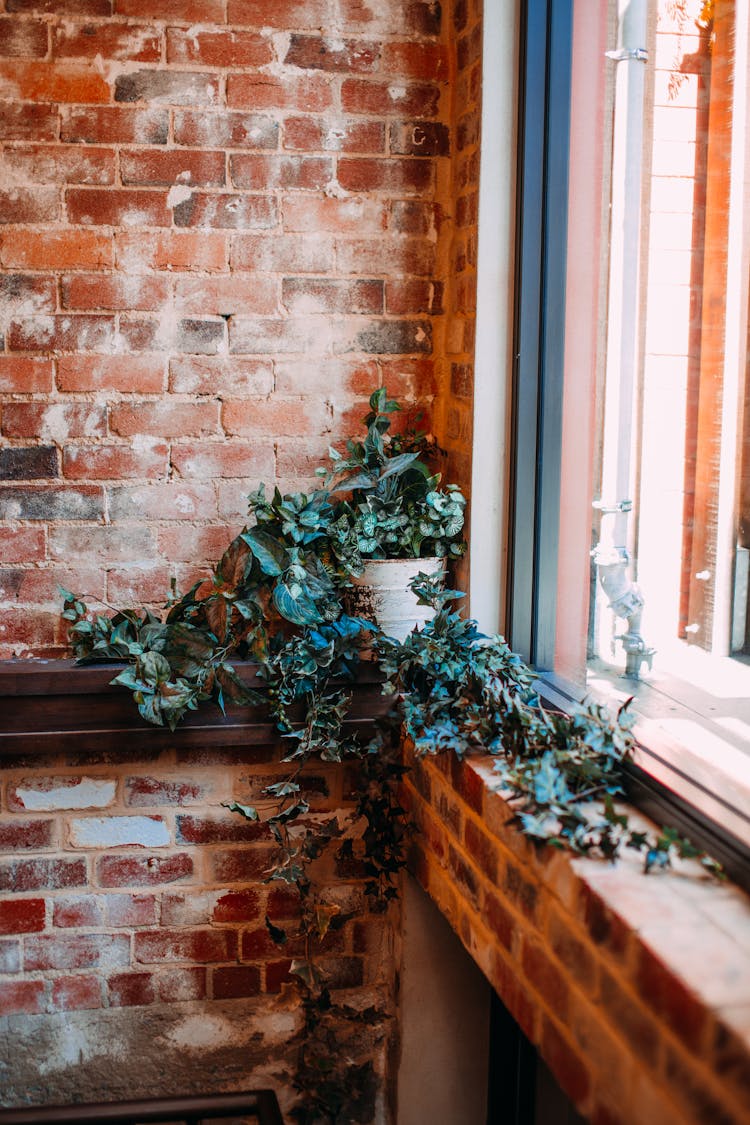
[504,0,750,876]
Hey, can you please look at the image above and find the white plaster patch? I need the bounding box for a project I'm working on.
[164,1013,234,1052]
[388,85,407,101]
[15,777,116,812]
[69,816,169,848]
[174,492,196,514]
[131,433,162,455]
[415,327,427,343]
[167,184,193,209]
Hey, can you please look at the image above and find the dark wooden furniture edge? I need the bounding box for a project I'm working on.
[0,1090,283,1124]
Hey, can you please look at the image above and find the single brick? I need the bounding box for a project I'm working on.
[337,156,434,194]
[9,777,117,813]
[282,278,384,315]
[386,279,443,315]
[0,20,48,59]
[0,187,60,224]
[0,61,109,103]
[69,816,170,849]
[284,34,380,73]
[3,144,115,185]
[0,819,55,851]
[107,482,217,522]
[282,196,386,235]
[166,28,273,68]
[389,121,450,156]
[0,103,57,140]
[109,401,219,439]
[8,314,115,353]
[121,149,225,188]
[134,928,237,964]
[463,819,499,882]
[212,965,261,999]
[157,524,238,564]
[170,441,273,480]
[57,355,166,394]
[2,402,107,441]
[335,319,433,355]
[66,188,171,227]
[0,980,46,1016]
[7,0,111,12]
[0,898,45,935]
[61,274,171,312]
[227,0,327,26]
[174,109,278,149]
[108,972,155,1008]
[105,893,156,928]
[114,70,220,106]
[0,486,103,522]
[230,153,332,191]
[264,959,293,993]
[0,857,87,893]
[0,447,58,481]
[49,525,156,565]
[25,933,130,972]
[210,847,278,883]
[283,116,385,153]
[522,938,570,1021]
[50,975,101,1012]
[176,814,268,845]
[226,73,333,114]
[117,0,224,17]
[213,890,261,924]
[175,318,226,354]
[107,566,173,605]
[230,231,337,272]
[53,895,104,929]
[0,273,57,312]
[115,230,227,272]
[221,394,330,437]
[155,966,206,1002]
[96,853,193,888]
[341,78,441,118]
[0,229,113,269]
[53,22,160,61]
[335,237,435,276]
[0,527,47,564]
[61,106,169,145]
[175,276,278,318]
[0,940,21,974]
[173,192,277,230]
[125,776,211,807]
[383,42,450,80]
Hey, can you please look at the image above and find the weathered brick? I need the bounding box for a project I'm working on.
[230,153,332,191]
[25,933,130,972]
[61,106,169,145]
[176,814,268,845]
[173,192,277,230]
[390,121,450,156]
[168,356,272,396]
[336,237,435,276]
[53,22,160,61]
[546,909,598,994]
[338,157,435,194]
[69,815,170,849]
[8,314,115,353]
[0,19,48,59]
[107,483,217,522]
[226,73,334,114]
[282,277,384,315]
[222,394,330,437]
[0,565,105,605]
[212,965,261,999]
[599,967,661,1066]
[105,893,156,928]
[117,0,224,17]
[228,317,326,357]
[341,78,442,118]
[121,149,226,188]
[3,144,115,184]
[58,357,166,397]
[0,187,60,224]
[210,846,278,883]
[0,980,46,1016]
[284,34,380,73]
[283,116,385,154]
[227,0,327,26]
[0,272,57,313]
[0,446,58,481]
[135,928,237,964]
[213,890,261,924]
[50,975,102,1011]
[109,400,220,439]
[383,43,450,80]
[540,1015,591,1110]
[166,28,273,67]
[157,524,238,564]
[7,0,111,13]
[61,274,171,312]
[0,527,47,564]
[174,109,278,150]
[170,442,273,480]
[0,229,113,269]
[0,61,110,104]
[107,566,172,605]
[175,276,278,317]
[386,279,443,315]
[0,898,46,935]
[114,70,220,106]
[66,188,171,227]
[0,486,103,522]
[53,895,105,929]
[115,230,227,272]
[522,938,570,1021]
[337,0,441,35]
[0,857,87,892]
[0,103,58,140]
[2,402,107,441]
[49,525,156,564]
[231,231,336,272]
[463,819,499,882]
[0,939,21,974]
[108,971,155,1008]
[155,966,206,1001]
[96,853,193,888]
[334,319,433,355]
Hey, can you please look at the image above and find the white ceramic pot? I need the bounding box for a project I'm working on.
[346,556,446,641]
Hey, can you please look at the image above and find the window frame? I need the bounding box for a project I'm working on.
[505,0,750,890]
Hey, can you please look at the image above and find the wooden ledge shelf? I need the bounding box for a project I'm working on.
[0,659,388,756]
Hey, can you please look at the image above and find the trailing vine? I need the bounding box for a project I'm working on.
[60,390,722,1124]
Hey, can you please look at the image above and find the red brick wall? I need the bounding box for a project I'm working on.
[0,0,457,658]
[0,735,395,1115]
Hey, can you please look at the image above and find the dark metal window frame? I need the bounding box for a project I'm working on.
[506,0,750,890]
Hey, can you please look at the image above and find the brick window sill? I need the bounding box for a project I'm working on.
[404,745,750,1125]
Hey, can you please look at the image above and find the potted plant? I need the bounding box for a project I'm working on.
[322,388,466,639]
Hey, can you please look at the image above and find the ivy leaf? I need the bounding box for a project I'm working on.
[291,958,324,992]
[223,800,259,821]
[273,582,321,626]
[265,915,288,946]
[314,903,340,939]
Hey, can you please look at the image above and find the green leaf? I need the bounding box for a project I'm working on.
[223,800,259,821]
[242,527,289,576]
[273,582,321,626]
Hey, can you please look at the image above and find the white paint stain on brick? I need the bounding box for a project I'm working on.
[15,777,116,811]
[167,184,193,209]
[69,816,169,848]
[165,1013,231,1051]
